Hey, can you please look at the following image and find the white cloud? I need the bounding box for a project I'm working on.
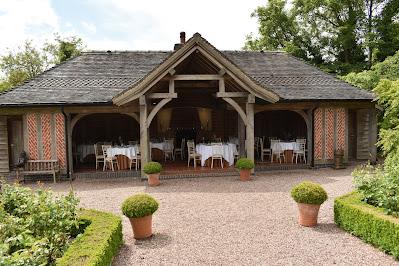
[85,0,264,50]
[0,0,59,53]
[81,21,96,34]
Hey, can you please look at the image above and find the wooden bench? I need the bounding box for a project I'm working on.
[20,160,60,183]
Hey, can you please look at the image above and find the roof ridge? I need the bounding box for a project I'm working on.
[82,50,172,54]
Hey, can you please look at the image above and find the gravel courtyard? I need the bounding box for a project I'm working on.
[33,167,398,265]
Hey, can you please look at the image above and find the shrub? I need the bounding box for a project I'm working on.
[290,181,328,205]
[0,183,79,265]
[143,162,162,174]
[121,194,159,218]
[57,209,123,266]
[235,158,255,170]
[353,164,399,216]
[335,192,399,259]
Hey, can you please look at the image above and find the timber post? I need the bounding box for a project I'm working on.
[246,95,255,173]
[139,96,149,177]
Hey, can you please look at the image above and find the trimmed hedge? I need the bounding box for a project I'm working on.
[334,192,399,259]
[57,209,123,266]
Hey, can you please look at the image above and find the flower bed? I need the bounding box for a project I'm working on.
[57,209,122,266]
[334,192,399,259]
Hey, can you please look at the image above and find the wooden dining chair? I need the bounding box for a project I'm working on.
[164,139,175,161]
[94,143,105,170]
[259,138,271,162]
[187,141,201,168]
[129,147,141,171]
[101,145,119,171]
[293,139,307,164]
[211,142,224,169]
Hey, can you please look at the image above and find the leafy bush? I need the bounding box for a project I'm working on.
[143,162,162,174]
[0,183,79,265]
[235,158,255,170]
[121,194,159,218]
[57,209,123,266]
[290,181,328,205]
[353,164,399,216]
[334,192,399,259]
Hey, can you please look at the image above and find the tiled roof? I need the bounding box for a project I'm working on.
[0,49,374,106]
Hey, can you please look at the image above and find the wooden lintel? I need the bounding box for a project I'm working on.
[168,68,176,76]
[171,74,222,81]
[216,92,248,98]
[147,93,178,99]
[169,79,175,93]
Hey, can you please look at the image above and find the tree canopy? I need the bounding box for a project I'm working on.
[245,0,399,74]
[0,35,84,92]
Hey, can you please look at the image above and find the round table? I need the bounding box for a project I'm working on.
[106,146,139,170]
[196,143,237,167]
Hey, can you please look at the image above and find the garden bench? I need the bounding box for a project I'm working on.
[20,160,60,183]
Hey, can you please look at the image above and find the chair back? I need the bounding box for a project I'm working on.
[214,137,222,142]
[211,143,223,155]
[259,138,265,150]
[270,139,281,151]
[165,139,174,152]
[94,143,102,156]
[101,145,112,158]
[187,140,195,155]
[128,140,138,145]
[296,138,306,144]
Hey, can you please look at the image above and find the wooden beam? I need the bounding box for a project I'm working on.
[147,93,177,99]
[140,100,149,176]
[222,97,247,126]
[171,74,222,81]
[246,100,255,173]
[146,98,172,129]
[218,78,225,93]
[169,79,175,93]
[216,92,248,98]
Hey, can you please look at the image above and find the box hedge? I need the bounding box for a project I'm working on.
[57,209,123,266]
[334,192,399,259]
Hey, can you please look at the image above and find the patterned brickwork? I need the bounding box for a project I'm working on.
[336,108,346,151]
[325,108,335,160]
[41,114,52,160]
[55,113,66,168]
[314,108,323,160]
[26,114,39,160]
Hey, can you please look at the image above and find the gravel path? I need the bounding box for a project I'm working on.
[30,167,399,265]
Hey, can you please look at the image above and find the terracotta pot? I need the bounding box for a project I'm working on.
[147,173,160,186]
[239,169,251,181]
[129,215,153,239]
[297,203,321,227]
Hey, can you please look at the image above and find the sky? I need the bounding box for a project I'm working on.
[0,0,266,54]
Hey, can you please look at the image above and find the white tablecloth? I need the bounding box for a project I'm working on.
[77,144,95,162]
[196,143,237,166]
[106,146,138,160]
[271,142,299,151]
[150,142,174,151]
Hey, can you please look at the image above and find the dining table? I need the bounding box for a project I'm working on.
[150,141,174,161]
[196,143,237,167]
[106,145,139,170]
[271,141,299,163]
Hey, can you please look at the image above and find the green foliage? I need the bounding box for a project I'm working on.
[342,51,399,90]
[353,164,399,217]
[121,194,159,219]
[57,209,123,266]
[0,184,79,265]
[235,158,255,170]
[143,161,162,174]
[246,0,399,74]
[0,35,84,91]
[290,181,328,205]
[334,192,399,259]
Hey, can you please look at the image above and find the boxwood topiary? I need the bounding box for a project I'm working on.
[121,193,159,218]
[235,158,255,170]
[143,161,162,174]
[291,181,328,205]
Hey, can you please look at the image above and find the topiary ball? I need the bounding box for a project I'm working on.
[235,158,255,170]
[143,161,162,174]
[121,193,159,218]
[290,181,328,205]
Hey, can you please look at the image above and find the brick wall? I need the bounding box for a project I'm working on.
[313,107,347,164]
[25,113,67,169]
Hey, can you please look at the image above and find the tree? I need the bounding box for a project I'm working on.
[0,35,84,92]
[245,0,399,74]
